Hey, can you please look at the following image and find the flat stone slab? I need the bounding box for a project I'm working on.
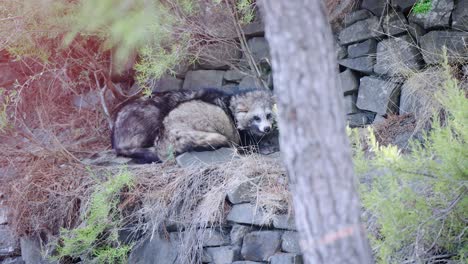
[224,70,245,82]
[344,9,372,27]
[360,0,386,15]
[344,94,358,115]
[170,229,230,247]
[0,207,8,225]
[374,35,423,77]
[383,11,408,36]
[339,16,384,45]
[150,75,183,93]
[242,37,270,65]
[452,0,468,31]
[227,180,259,204]
[204,246,241,264]
[0,226,20,258]
[230,225,252,246]
[20,237,56,264]
[357,77,401,115]
[419,31,468,64]
[281,232,301,254]
[393,0,418,12]
[227,203,271,226]
[347,112,376,127]
[399,67,446,120]
[339,69,359,95]
[176,148,239,168]
[241,231,282,261]
[347,39,377,58]
[232,261,264,264]
[272,214,296,230]
[269,253,304,264]
[239,76,263,89]
[182,70,224,90]
[338,56,375,74]
[406,22,426,44]
[128,236,178,264]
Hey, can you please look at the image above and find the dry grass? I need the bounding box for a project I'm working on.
[120,154,289,263]
[373,114,417,149]
[0,44,113,237]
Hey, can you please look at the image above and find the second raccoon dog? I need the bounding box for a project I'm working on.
[112,88,274,163]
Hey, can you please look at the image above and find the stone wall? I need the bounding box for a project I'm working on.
[128,153,302,264]
[337,0,468,127]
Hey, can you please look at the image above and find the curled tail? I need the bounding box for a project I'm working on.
[115,147,161,164]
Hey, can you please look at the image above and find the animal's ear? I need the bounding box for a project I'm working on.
[271,94,277,103]
[236,103,248,113]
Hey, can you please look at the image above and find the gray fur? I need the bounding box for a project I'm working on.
[156,101,240,160]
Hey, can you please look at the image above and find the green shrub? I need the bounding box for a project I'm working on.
[54,169,134,263]
[350,54,467,263]
[412,0,433,14]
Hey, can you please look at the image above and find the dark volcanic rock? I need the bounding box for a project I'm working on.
[419,31,468,64]
[347,112,376,127]
[347,39,377,58]
[374,35,424,76]
[0,226,20,258]
[408,0,454,29]
[383,11,408,36]
[281,232,301,254]
[205,246,241,264]
[182,70,224,90]
[338,56,375,74]
[128,236,178,264]
[452,0,468,31]
[339,16,384,45]
[361,0,387,15]
[344,9,373,26]
[357,77,401,115]
[344,94,358,114]
[227,203,271,226]
[150,74,183,93]
[241,231,282,261]
[269,253,304,264]
[339,69,359,94]
[392,0,418,12]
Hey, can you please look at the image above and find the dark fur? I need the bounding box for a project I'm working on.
[112,87,271,163]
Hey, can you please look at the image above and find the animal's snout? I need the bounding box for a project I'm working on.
[263,126,271,133]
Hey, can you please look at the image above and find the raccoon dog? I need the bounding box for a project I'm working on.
[112,88,274,163]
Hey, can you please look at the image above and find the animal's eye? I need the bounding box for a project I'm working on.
[253,115,261,121]
[266,113,272,119]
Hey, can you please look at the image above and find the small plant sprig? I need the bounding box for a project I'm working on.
[53,170,135,264]
[412,0,433,14]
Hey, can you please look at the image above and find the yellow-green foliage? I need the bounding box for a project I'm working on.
[350,57,467,263]
[55,169,134,263]
[237,0,255,24]
[1,0,78,61]
[0,88,18,132]
[412,0,433,14]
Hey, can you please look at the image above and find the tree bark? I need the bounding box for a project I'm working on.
[261,1,374,263]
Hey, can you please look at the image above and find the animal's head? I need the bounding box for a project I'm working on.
[230,89,275,137]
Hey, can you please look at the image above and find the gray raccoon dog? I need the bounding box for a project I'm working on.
[112,88,275,163]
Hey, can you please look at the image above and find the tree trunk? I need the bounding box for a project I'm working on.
[261,1,374,263]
